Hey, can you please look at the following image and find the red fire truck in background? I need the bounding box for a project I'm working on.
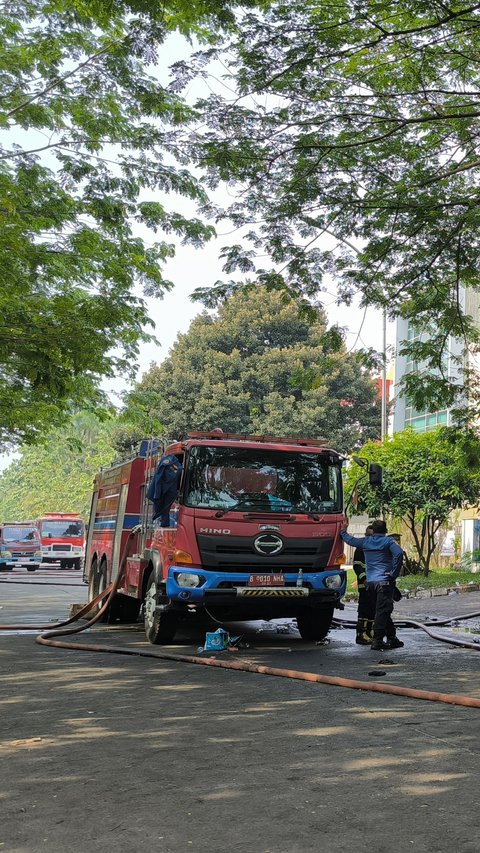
[37,513,85,570]
[84,431,361,644]
[0,522,42,571]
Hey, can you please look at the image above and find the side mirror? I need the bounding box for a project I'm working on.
[368,463,383,486]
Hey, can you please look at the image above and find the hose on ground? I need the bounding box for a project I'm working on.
[332,612,480,651]
[3,531,480,709]
[35,606,480,710]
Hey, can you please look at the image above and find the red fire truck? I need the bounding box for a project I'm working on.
[37,513,85,570]
[0,522,43,571]
[84,431,366,644]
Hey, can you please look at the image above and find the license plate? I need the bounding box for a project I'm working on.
[248,574,285,587]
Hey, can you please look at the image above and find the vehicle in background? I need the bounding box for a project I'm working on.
[37,513,85,570]
[0,522,42,572]
[84,432,350,644]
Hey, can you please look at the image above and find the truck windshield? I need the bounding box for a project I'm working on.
[184,446,342,514]
[3,527,39,542]
[40,521,84,538]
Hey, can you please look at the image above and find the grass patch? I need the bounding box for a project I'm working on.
[345,566,478,599]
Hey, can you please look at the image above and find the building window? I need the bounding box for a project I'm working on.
[402,322,450,432]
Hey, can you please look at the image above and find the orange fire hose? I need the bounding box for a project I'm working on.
[2,529,480,710]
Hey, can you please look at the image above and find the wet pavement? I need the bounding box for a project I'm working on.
[2,574,480,852]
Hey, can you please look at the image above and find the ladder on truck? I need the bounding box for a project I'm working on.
[138,438,163,556]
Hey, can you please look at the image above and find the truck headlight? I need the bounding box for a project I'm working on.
[72,547,82,553]
[175,572,204,588]
[325,574,343,589]
[34,551,43,558]
[1,551,12,559]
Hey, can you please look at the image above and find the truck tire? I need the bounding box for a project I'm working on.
[296,606,334,642]
[144,575,177,645]
[60,560,68,569]
[73,558,81,571]
[27,564,39,572]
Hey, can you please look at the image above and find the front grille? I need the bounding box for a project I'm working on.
[217,580,312,589]
[52,544,70,552]
[197,534,334,572]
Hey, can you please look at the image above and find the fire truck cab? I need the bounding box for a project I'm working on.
[85,432,348,644]
[37,513,85,570]
[0,522,42,572]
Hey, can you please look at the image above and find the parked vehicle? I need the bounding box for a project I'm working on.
[37,513,85,569]
[85,432,351,643]
[0,522,42,572]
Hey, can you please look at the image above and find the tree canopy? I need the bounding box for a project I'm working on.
[345,427,480,573]
[122,287,381,452]
[0,0,261,448]
[181,1,480,414]
[0,412,115,520]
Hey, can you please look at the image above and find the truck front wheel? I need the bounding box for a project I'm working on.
[144,576,177,645]
[296,606,334,642]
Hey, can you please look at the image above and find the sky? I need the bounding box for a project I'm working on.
[0,29,395,473]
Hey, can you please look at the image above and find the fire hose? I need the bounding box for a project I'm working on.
[2,528,480,710]
[332,612,480,651]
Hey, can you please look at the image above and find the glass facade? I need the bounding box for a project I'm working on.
[403,324,450,432]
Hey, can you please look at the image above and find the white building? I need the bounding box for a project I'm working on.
[392,289,480,559]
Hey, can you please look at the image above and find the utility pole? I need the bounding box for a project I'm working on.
[381,308,387,440]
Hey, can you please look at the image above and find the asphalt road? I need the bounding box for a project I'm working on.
[1,571,480,853]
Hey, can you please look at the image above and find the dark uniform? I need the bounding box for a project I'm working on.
[352,544,375,645]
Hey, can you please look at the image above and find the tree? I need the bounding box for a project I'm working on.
[345,428,480,574]
[180,1,480,414]
[0,0,260,448]
[122,287,381,452]
[0,412,116,520]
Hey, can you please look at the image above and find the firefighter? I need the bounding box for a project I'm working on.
[341,519,404,651]
[147,454,183,526]
[352,524,375,645]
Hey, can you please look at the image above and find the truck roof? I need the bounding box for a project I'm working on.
[165,431,343,457]
[37,513,82,519]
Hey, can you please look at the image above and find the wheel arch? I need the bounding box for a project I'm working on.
[141,561,155,601]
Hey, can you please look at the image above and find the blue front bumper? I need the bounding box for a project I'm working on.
[165,566,346,604]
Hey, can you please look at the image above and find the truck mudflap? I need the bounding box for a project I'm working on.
[165,566,346,605]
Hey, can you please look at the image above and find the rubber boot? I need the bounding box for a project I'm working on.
[371,632,388,651]
[355,618,372,645]
[366,619,374,641]
[385,636,404,649]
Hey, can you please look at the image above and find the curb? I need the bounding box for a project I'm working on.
[344,583,480,603]
[402,583,480,599]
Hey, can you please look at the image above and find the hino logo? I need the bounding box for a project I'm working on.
[199,528,231,535]
[253,533,283,556]
[259,524,280,531]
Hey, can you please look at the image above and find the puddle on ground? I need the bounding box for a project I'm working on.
[450,623,480,635]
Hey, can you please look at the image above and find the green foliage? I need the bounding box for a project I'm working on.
[347,567,478,597]
[346,427,480,573]
[183,1,480,414]
[0,0,257,448]
[0,412,116,520]
[122,287,381,452]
